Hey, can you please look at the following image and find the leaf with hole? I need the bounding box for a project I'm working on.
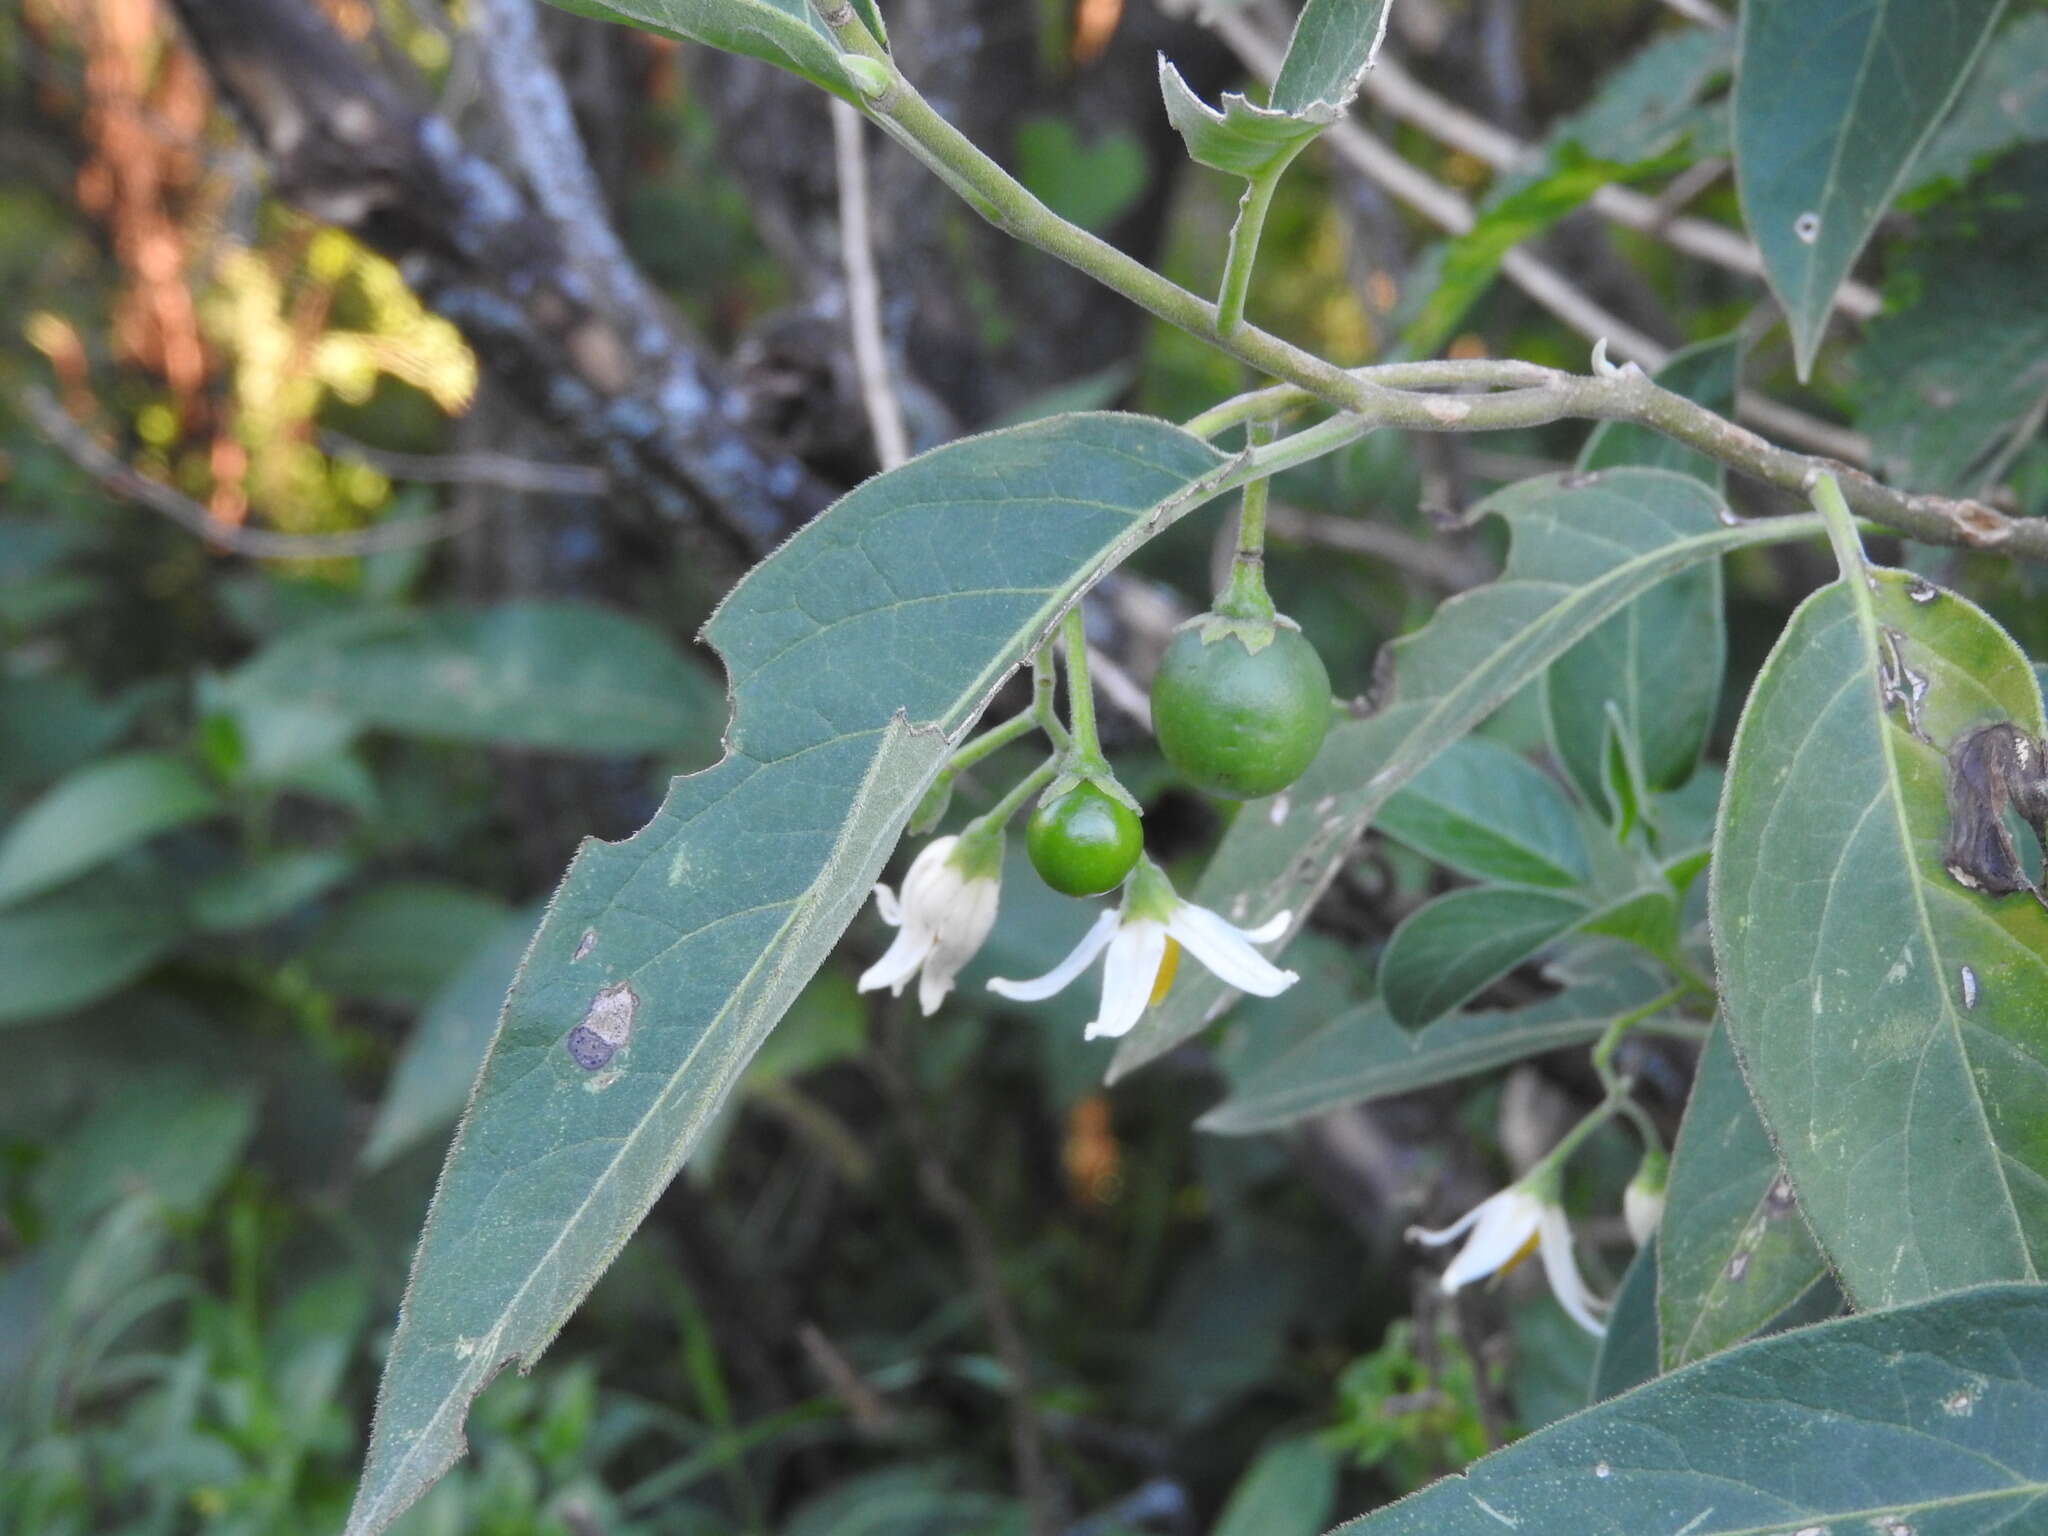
[1330,1283,2048,1534]
[342,415,1231,1536]
[1110,469,1823,1084]
[1712,550,2048,1309]
[1733,0,2006,376]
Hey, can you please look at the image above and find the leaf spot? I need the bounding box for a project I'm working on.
[1959,964,1980,1010]
[1766,1173,1797,1216]
[1724,1249,1752,1283]
[1905,578,1939,604]
[1269,792,1291,826]
[1794,211,1821,244]
[574,929,598,961]
[1794,1528,1828,1536]
[566,981,638,1070]
[1941,1386,1978,1416]
[1593,1461,1611,1479]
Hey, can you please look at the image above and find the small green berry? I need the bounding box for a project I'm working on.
[1026,781,1144,897]
[1151,621,1331,799]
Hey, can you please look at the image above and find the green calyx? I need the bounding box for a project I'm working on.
[1150,614,1332,799]
[1026,780,1144,898]
[1122,854,1181,923]
[947,823,1006,882]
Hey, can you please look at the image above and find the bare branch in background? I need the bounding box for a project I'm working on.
[1208,8,1874,466]
[161,0,837,555]
[830,98,910,472]
[319,432,608,497]
[22,386,489,558]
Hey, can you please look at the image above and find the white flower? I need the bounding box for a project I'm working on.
[1623,1148,1668,1246]
[986,858,1297,1040]
[858,834,1001,1016]
[1408,1183,1608,1337]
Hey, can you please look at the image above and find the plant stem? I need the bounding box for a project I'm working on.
[963,758,1060,839]
[948,708,1039,775]
[814,14,2041,561]
[1031,639,1069,751]
[1216,164,1291,338]
[1216,419,1278,621]
[1592,985,1691,1082]
[1061,606,1104,766]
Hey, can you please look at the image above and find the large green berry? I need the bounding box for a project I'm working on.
[1151,622,1331,799]
[1026,781,1144,897]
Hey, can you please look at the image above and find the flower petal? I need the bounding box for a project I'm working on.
[1167,903,1298,997]
[1242,910,1292,943]
[988,910,1119,1002]
[859,925,932,996]
[1406,1203,1486,1249]
[1086,920,1167,1040]
[872,882,903,926]
[1537,1206,1608,1337]
[1439,1190,1542,1293]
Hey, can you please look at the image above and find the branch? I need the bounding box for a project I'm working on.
[820,11,2036,559]
[1358,54,1879,322]
[829,97,910,470]
[162,0,836,554]
[22,386,487,558]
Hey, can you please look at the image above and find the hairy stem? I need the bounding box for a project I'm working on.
[816,20,2041,561]
[1216,162,1292,338]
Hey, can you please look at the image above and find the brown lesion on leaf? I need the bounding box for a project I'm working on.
[1942,722,2048,912]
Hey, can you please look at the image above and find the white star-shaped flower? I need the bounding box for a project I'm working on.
[987,858,1297,1040]
[1408,1182,1608,1337]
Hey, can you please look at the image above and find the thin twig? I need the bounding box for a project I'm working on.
[1085,646,1153,732]
[796,1322,897,1434]
[318,431,607,496]
[830,97,910,471]
[22,387,486,558]
[1264,501,1490,589]
[1208,9,1876,463]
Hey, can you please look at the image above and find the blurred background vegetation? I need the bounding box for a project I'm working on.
[1,0,2043,1531]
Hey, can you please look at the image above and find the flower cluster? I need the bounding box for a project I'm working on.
[860,836,1297,1041]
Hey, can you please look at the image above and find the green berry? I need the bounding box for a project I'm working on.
[1151,621,1331,799]
[1026,781,1144,897]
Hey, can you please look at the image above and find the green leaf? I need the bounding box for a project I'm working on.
[1531,444,1728,812]
[1331,1283,2048,1534]
[1158,0,1390,179]
[305,882,510,1009]
[1908,12,2048,191]
[1111,470,1822,1084]
[223,600,724,757]
[541,0,859,102]
[1587,1236,1658,1404]
[1657,1023,1832,1371]
[0,752,219,908]
[1270,0,1392,115]
[360,913,539,1172]
[1158,61,1325,181]
[32,1069,259,1225]
[0,866,184,1026]
[1379,886,1590,1031]
[1400,148,1666,359]
[1013,116,1149,233]
[1399,31,1730,359]
[1375,737,1590,889]
[1856,147,2048,496]
[190,848,356,934]
[1712,556,2048,1308]
[1215,1434,1339,1536]
[344,415,1229,1536]
[1733,0,2007,377]
[1200,945,1669,1134]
